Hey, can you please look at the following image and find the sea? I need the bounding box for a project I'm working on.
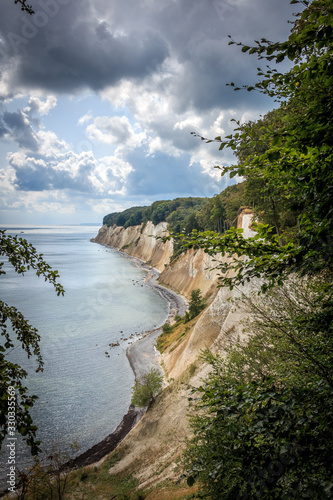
[0,225,169,487]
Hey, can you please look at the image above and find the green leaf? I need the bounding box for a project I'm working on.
[187,476,196,487]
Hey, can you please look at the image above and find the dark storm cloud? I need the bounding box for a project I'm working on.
[0,109,38,150]
[107,0,298,111]
[0,0,169,94]
[0,0,299,112]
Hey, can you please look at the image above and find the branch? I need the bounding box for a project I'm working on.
[14,0,34,15]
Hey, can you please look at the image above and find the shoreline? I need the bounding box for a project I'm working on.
[64,242,187,470]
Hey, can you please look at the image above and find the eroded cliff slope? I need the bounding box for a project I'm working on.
[91,211,256,492]
[93,221,173,272]
[94,220,222,299]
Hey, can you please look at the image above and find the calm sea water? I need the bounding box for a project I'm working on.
[0,225,169,482]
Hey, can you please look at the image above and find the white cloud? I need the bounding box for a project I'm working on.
[86,115,145,146]
[36,130,70,156]
[78,111,93,126]
[0,0,300,223]
[25,96,57,116]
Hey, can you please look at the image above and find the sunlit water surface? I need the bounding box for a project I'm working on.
[0,225,168,485]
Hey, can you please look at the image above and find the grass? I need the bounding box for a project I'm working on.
[156,317,194,354]
[58,451,143,499]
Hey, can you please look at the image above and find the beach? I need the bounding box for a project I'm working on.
[66,247,187,469]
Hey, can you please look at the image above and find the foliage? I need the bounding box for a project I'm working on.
[185,376,333,499]
[185,289,206,322]
[228,275,333,389]
[181,2,333,497]
[183,0,333,291]
[103,198,208,233]
[230,109,300,239]
[131,368,163,407]
[103,186,249,242]
[15,441,80,499]
[14,0,34,15]
[196,183,247,233]
[156,316,190,354]
[183,277,333,498]
[162,322,173,333]
[0,230,64,455]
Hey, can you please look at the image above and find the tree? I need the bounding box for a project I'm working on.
[131,368,163,407]
[185,289,206,322]
[180,1,333,497]
[176,0,333,292]
[15,441,80,499]
[183,276,333,498]
[14,0,34,15]
[0,230,64,455]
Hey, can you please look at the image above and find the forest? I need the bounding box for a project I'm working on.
[103,183,251,235]
[177,0,333,497]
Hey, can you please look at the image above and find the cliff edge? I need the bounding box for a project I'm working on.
[91,210,256,492]
[93,221,173,272]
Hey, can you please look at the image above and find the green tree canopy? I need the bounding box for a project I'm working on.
[186,289,206,321]
[131,368,163,407]
[182,1,333,497]
[181,0,333,292]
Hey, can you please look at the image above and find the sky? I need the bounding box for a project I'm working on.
[0,0,300,225]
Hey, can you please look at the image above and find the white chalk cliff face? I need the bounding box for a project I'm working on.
[94,210,257,488]
[94,209,256,380]
[162,208,256,378]
[94,221,173,272]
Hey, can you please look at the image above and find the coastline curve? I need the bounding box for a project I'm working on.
[65,242,187,470]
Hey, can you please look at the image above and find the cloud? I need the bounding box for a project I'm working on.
[124,147,224,199]
[0,1,169,97]
[7,148,127,194]
[0,108,39,150]
[0,0,297,104]
[86,115,146,146]
[25,95,57,116]
[0,0,302,223]
[78,111,93,126]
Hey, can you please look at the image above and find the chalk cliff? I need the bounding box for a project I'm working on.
[94,221,227,300]
[93,210,256,491]
[93,221,173,272]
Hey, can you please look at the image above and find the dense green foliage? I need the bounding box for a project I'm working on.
[181,0,333,290]
[182,0,333,497]
[103,198,208,232]
[102,185,248,237]
[0,231,64,455]
[184,277,333,498]
[185,289,206,322]
[131,368,163,407]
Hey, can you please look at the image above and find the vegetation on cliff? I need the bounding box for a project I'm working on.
[181,0,333,497]
[103,197,208,233]
[102,184,250,236]
[131,368,163,408]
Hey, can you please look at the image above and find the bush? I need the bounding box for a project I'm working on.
[131,368,163,407]
[162,323,172,333]
[183,277,333,498]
